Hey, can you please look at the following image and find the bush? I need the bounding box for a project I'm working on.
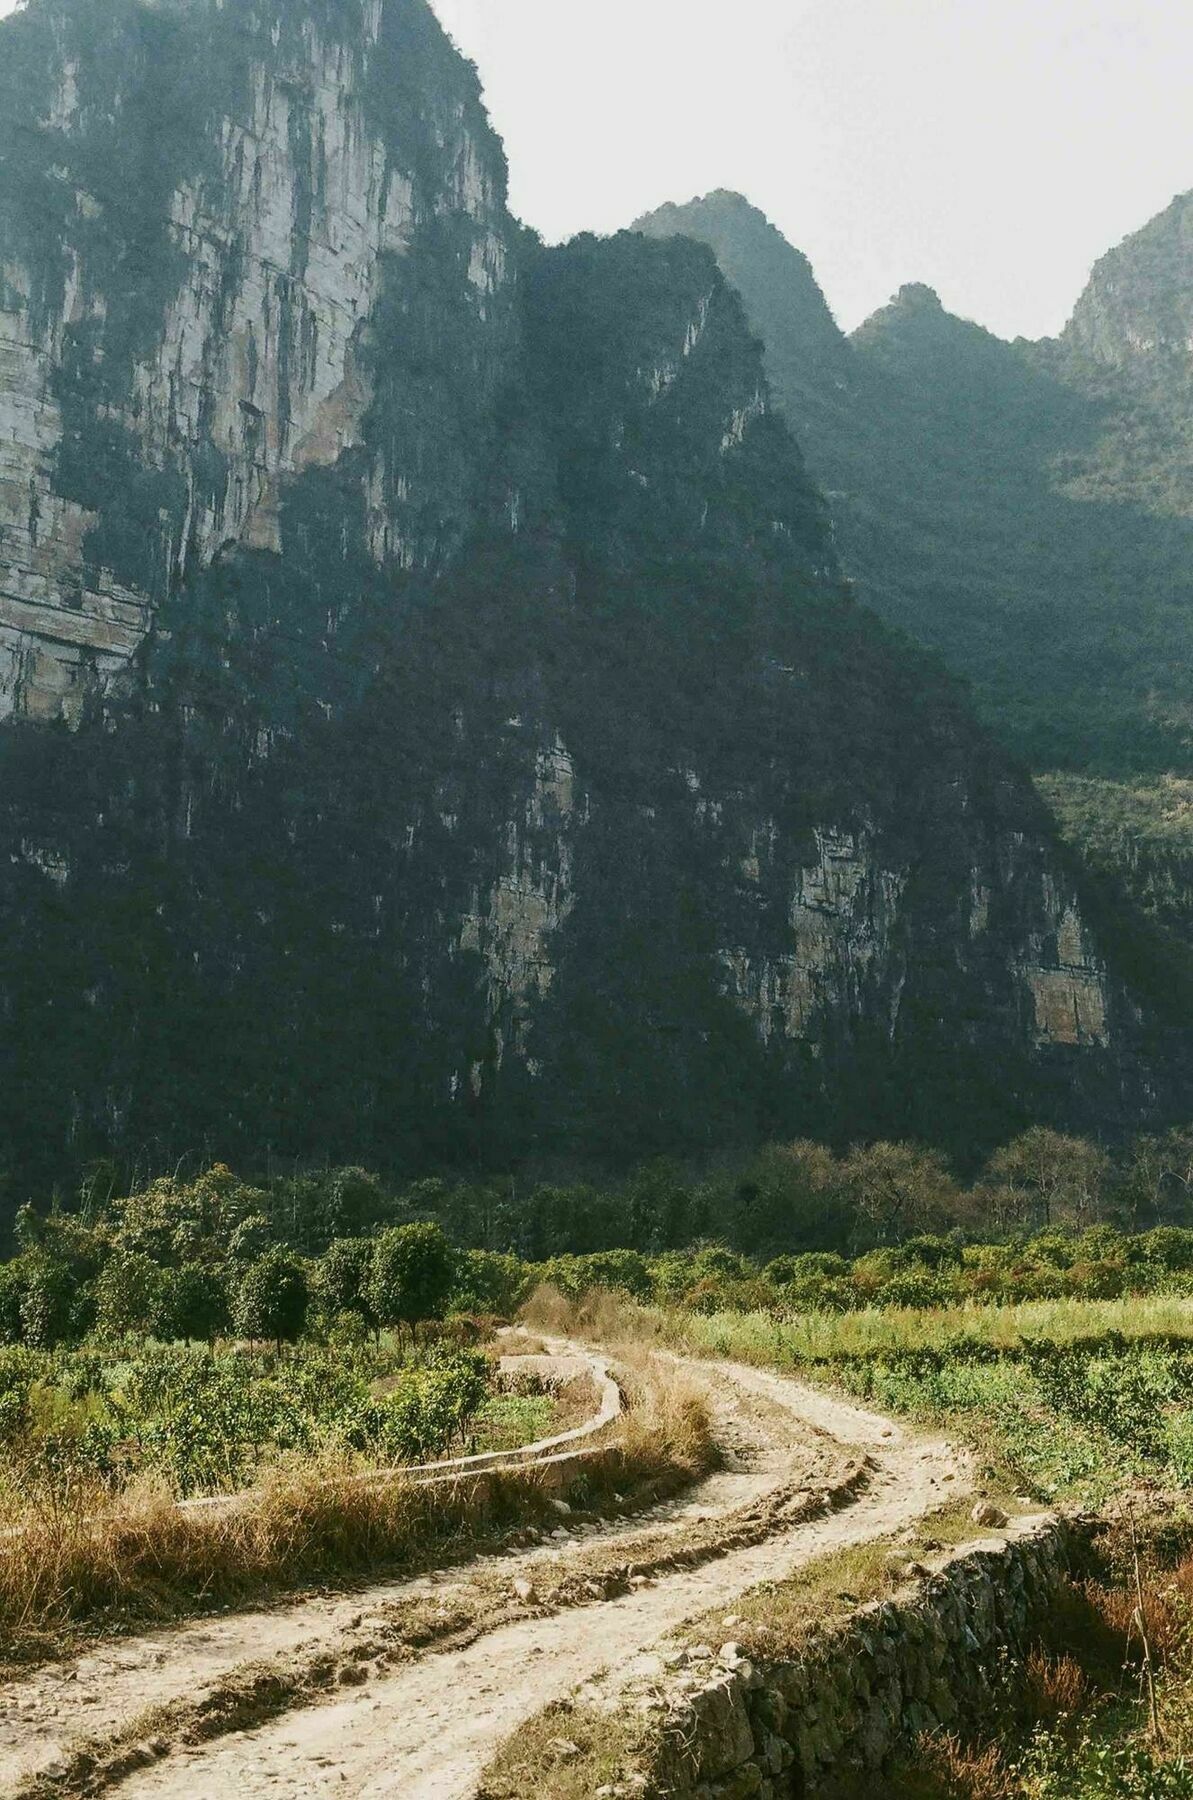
[0,1346,36,1441]
[335,1350,489,1465]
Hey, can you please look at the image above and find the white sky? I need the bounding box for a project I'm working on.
[429,0,1193,341]
[1,0,1189,339]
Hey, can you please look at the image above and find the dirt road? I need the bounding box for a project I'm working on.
[1,1348,964,1798]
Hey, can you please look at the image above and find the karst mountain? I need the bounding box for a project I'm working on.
[0,0,1184,1208]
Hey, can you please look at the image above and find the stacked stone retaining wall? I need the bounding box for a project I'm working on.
[652,1516,1068,1798]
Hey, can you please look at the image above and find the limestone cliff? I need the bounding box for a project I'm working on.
[0,0,1172,1200]
[1064,190,1193,370]
[0,0,513,720]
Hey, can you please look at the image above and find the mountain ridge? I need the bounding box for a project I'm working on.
[634,186,1193,781]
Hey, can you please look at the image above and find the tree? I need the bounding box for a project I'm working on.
[841,1142,960,1247]
[227,1213,273,1265]
[11,1210,102,1344]
[447,1250,527,1316]
[316,1238,377,1333]
[272,1167,391,1251]
[95,1251,163,1340]
[1120,1130,1193,1230]
[111,1166,268,1267]
[731,1141,850,1258]
[151,1264,229,1347]
[984,1129,1111,1231]
[0,1263,25,1345]
[233,1249,309,1350]
[18,1255,77,1349]
[367,1223,455,1339]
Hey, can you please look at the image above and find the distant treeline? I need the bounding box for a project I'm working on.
[2,1125,1193,1350]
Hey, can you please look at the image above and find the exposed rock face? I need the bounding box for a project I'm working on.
[0,1,1173,1200]
[1021,884,1110,1049]
[633,188,1193,1028]
[1065,190,1193,368]
[0,0,512,722]
[719,827,907,1045]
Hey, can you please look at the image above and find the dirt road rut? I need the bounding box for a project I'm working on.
[1,1347,964,1798]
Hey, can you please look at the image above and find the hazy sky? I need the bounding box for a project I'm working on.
[429,0,1193,341]
[1,0,1189,339]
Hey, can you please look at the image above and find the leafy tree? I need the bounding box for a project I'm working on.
[227,1213,274,1265]
[233,1250,309,1350]
[731,1140,850,1258]
[841,1142,959,1247]
[622,1160,697,1255]
[111,1166,267,1267]
[6,1209,102,1345]
[448,1249,529,1316]
[367,1223,455,1338]
[18,1255,78,1349]
[151,1264,229,1346]
[316,1238,377,1333]
[95,1251,163,1340]
[272,1167,392,1251]
[1119,1130,1193,1230]
[0,1262,25,1345]
[0,1347,35,1441]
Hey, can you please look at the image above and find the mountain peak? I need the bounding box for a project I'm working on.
[892,282,944,311]
[1064,188,1193,368]
[634,191,844,375]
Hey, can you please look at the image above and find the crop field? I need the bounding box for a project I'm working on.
[614,1296,1193,1796]
[0,1336,496,1504]
[652,1298,1193,1506]
[0,1329,575,1669]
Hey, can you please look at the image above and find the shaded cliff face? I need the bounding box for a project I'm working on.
[0,1,1170,1201]
[635,191,1193,786]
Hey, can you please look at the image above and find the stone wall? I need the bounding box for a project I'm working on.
[651,1516,1068,1798]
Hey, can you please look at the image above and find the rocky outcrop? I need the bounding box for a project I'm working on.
[636,1517,1068,1798]
[1064,189,1193,369]
[0,1,1177,1203]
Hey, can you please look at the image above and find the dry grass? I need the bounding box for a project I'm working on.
[520,1283,659,1346]
[0,1457,576,1671]
[612,1348,716,1488]
[476,1699,653,1800]
[0,1337,718,1678]
[500,1334,549,1357]
[894,1734,1016,1800]
[1025,1648,1089,1720]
